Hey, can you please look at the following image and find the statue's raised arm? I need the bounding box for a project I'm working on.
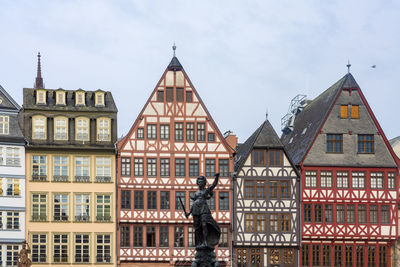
[207,173,219,193]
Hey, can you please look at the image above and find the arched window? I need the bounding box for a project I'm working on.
[54,116,68,140]
[76,117,90,141]
[97,117,111,141]
[32,115,47,140]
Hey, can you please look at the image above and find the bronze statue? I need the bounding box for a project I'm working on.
[18,240,32,267]
[185,173,221,267]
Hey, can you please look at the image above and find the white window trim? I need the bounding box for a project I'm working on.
[54,116,68,141]
[32,115,47,140]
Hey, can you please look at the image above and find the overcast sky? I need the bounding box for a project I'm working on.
[1,0,399,142]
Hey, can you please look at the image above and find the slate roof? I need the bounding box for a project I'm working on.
[390,136,400,147]
[23,88,118,112]
[0,85,21,110]
[235,120,285,171]
[0,85,25,143]
[168,56,183,70]
[281,73,359,165]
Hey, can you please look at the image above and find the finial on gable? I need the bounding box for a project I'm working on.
[346,60,351,74]
[172,42,177,57]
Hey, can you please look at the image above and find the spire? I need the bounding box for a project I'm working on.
[34,52,44,89]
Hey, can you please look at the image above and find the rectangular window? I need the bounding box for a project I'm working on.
[134,158,144,176]
[252,149,265,166]
[269,150,282,166]
[388,172,395,189]
[121,157,131,176]
[208,132,215,142]
[160,191,170,209]
[175,191,186,210]
[174,227,184,247]
[186,123,194,141]
[188,226,195,247]
[323,245,331,266]
[370,172,384,189]
[53,234,68,263]
[356,246,364,267]
[146,227,156,247]
[32,116,46,139]
[175,123,184,141]
[134,191,144,209]
[75,234,90,263]
[351,105,359,119]
[6,212,19,229]
[219,227,229,247]
[6,147,20,166]
[186,91,193,102]
[219,191,229,210]
[336,171,349,188]
[97,118,110,141]
[244,180,254,198]
[96,194,111,222]
[358,134,374,153]
[207,194,216,210]
[175,159,185,177]
[53,194,69,221]
[281,213,290,232]
[337,204,345,223]
[256,180,265,198]
[280,180,290,198]
[0,116,10,135]
[53,156,68,182]
[32,194,47,221]
[347,205,355,224]
[96,234,111,263]
[32,155,47,181]
[245,214,255,232]
[133,226,143,247]
[302,244,310,266]
[147,191,157,210]
[157,90,164,102]
[321,171,332,188]
[219,159,229,177]
[314,204,322,223]
[189,159,199,177]
[255,214,265,232]
[54,117,68,140]
[352,171,365,189]
[340,105,348,118]
[75,194,90,222]
[76,118,89,141]
[283,248,295,264]
[96,157,111,182]
[205,159,216,177]
[176,88,184,102]
[6,178,19,196]
[304,204,312,223]
[325,204,333,223]
[379,246,386,267]
[313,244,320,266]
[120,226,130,247]
[121,190,131,210]
[358,205,366,224]
[166,87,173,102]
[74,156,90,182]
[147,124,157,139]
[269,213,278,232]
[269,181,278,198]
[137,128,144,139]
[31,234,47,263]
[197,123,205,142]
[370,205,378,224]
[305,171,317,188]
[345,246,353,267]
[6,245,19,266]
[368,246,375,267]
[147,158,157,176]
[335,245,342,267]
[327,134,343,153]
[160,158,170,177]
[159,226,169,247]
[381,205,390,224]
[160,124,170,140]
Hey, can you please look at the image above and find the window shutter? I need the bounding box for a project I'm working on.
[14,182,19,196]
[340,105,348,118]
[351,105,359,119]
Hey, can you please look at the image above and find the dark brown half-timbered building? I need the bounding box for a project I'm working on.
[116,52,234,266]
[233,119,301,267]
[281,72,399,267]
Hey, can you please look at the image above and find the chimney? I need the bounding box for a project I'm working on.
[224,130,238,152]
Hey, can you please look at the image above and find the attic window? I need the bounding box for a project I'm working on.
[76,91,85,106]
[56,91,66,105]
[36,90,46,104]
[157,90,164,102]
[95,92,105,107]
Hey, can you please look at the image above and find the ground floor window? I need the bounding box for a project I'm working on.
[31,234,47,263]
[6,245,19,266]
[235,247,296,267]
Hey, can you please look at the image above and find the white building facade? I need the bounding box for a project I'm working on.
[0,85,26,266]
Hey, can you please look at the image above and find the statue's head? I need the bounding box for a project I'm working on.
[197,176,207,188]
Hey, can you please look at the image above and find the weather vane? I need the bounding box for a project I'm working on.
[173,42,176,57]
[347,60,351,74]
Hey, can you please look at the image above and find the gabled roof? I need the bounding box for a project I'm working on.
[281,73,357,165]
[235,120,285,171]
[390,136,400,147]
[0,84,21,110]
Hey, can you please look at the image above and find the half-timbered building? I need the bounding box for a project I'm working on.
[117,52,234,266]
[281,72,399,267]
[233,119,300,267]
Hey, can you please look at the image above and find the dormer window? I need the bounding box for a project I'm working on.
[56,90,66,105]
[95,91,105,107]
[36,90,46,105]
[32,115,47,140]
[76,91,85,106]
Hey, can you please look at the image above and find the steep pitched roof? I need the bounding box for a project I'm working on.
[0,85,21,110]
[168,56,183,70]
[390,136,400,147]
[235,120,285,171]
[281,73,358,165]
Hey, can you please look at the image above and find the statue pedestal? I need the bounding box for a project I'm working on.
[191,246,220,267]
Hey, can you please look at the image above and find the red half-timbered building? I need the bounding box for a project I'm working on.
[281,72,399,267]
[117,53,234,266]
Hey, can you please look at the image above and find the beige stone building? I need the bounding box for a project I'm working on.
[21,54,118,266]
